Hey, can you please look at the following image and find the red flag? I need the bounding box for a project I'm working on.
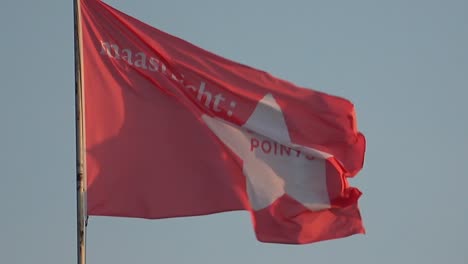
[80,0,366,244]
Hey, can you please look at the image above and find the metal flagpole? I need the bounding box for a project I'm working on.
[74,0,87,263]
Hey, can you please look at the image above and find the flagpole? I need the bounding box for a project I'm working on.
[74,0,87,263]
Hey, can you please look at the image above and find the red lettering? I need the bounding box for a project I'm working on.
[250,138,259,151]
[280,145,291,156]
[261,141,272,153]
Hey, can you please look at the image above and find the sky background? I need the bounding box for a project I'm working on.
[1,0,467,263]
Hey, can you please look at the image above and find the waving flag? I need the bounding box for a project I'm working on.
[80,0,366,244]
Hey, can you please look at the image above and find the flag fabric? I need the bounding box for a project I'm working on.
[80,0,366,244]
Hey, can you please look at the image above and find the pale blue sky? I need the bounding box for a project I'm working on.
[1,0,467,263]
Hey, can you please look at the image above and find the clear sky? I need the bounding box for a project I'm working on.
[1,0,467,263]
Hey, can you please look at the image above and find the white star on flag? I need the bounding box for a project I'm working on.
[202,94,333,211]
